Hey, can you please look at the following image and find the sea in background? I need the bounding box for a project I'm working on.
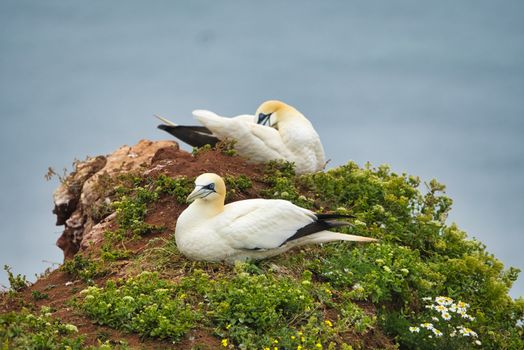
[0,0,523,297]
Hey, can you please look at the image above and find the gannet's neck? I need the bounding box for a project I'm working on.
[276,107,311,128]
[189,198,225,219]
[176,197,224,236]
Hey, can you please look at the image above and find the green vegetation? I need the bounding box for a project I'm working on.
[31,290,49,301]
[0,306,129,349]
[79,266,372,349]
[0,307,83,349]
[3,265,29,292]
[101,174,192,261]
[80,272,199,341]
[3,157,523,349]
[224,175,252,200]
[61,254,107,283]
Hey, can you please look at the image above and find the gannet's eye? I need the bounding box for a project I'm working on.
[204,183,215,191]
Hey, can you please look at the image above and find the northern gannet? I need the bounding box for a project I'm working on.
[174,173,377,263]
[157,100,326,174]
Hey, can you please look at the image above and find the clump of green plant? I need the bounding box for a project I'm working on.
[0,307,84,349]
[192,144,212,156]
[207,264,355,349]
[261,160,316,208]
[112,187,159,236]
[310,243,440,304]
[97,174,192,262]
[216,139,238,156]
[153,174,193,203]
[3,265,29,292]
[224,174,252,200]
[79,271,200,342]
[31,290,49,301]
[61,254,106,283]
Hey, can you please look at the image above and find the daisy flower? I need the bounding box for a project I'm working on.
[409,326,420,333]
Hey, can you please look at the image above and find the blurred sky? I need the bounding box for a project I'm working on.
[0,1,523,297]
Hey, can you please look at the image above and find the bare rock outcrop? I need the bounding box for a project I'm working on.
[53,140,179,259]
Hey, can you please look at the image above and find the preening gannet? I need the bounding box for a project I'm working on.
[174,173,377,263]
[157,100,326,174]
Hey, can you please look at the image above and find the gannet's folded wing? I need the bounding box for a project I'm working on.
[193,110,290,162]
[215,199,316,250]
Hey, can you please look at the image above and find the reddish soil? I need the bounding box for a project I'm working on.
[1,144,394,349]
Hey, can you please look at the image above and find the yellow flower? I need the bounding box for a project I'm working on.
[221,339,228,347]
[316,343,323,349]
[325,320,333,327]
[301,336,305,342]
[297,346,303,350]
[291,336,296,340]
[274,339,279,344]
[226,324,232,329]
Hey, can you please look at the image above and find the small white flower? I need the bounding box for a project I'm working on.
[420,323,434,330]
[432,316,439,322]
[432,328,443,337]
[441,312,451,320]
[435,305,448,313]
[409,326,420,333]
[435,296,453,306]
[64,324,78,333]
[422,297,432,301]
[475,340,482,345]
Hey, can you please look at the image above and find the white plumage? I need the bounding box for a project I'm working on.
[157,100,326,174]
[175,173,377,263]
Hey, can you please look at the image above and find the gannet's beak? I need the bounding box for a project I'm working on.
[187,186,206,203]
[257,113,272,126]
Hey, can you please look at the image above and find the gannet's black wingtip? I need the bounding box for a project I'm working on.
[316,213,355,220]
[281,217,352,246]
[157,124,220,148]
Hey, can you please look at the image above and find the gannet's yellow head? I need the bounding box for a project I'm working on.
[187,173,226,203]
[255,100,300,128]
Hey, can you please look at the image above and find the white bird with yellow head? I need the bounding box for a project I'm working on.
[174,173,377,263]
[157,100,326,174]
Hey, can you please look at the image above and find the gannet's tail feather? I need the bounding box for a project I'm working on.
[157,124,219,148]
[282,215,377,246]
[302,231,378,245]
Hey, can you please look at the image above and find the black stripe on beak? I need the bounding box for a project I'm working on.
[257,113,271,126]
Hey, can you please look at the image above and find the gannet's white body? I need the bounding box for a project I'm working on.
[157,101,326,174]
[175,173,376,263]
